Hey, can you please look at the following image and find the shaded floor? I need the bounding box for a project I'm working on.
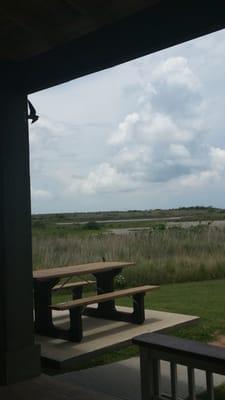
[0,375,119,400]
[57,357,225,400]
[2,358,224,400]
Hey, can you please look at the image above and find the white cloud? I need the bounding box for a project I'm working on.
[66,163,133,195]
[178,170,216,188]
[31,187,52,200]
[106,56,207,185]
[152,57,200,90]
[210,146,225,171]
[177,146,225,188]
[108,112,140,145]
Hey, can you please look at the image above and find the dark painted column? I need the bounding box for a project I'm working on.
[0,89,40,385]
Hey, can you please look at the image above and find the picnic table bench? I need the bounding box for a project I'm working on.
[52,280,95,299]
[51,285,159,341]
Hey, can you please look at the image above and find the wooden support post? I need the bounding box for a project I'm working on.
[0,89,40,385]
[69,307,83,342]
[133,293,145,324]
[34,278,59,335]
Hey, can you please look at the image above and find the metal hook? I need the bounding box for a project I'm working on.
[27,100,39,123]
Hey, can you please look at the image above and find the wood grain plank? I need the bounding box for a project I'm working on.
[51,285,159,310]
[33,261,135,281]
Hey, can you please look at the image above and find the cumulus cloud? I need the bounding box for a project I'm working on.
[67,163,132,194]
[210,146,225,171]
[105,56,210,186]
[151,57,200,90]
[100,55,225,195]
[179,146,225,188]
[108,113,140,145]
[33,56,225,197]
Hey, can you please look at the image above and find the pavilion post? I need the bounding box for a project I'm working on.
[0,89,40,385]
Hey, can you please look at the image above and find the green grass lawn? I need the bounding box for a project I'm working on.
[198,385,225,400]
[51,279,225,372]
[128,279,225,342]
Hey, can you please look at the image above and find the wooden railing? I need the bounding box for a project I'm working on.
[133,333,225,400]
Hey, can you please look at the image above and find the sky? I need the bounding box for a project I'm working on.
[30,28,225,214]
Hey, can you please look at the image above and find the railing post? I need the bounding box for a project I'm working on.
[140,347,161,400]
[206,371,214,400]
[140,348,152,400]
[153,359,161,398]
[187,367,196,400]
[170,362,178,400]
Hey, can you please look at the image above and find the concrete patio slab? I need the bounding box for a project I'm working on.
[35,306,199,369]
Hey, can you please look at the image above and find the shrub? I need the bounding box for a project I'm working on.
[115,274,126,288]
[83,221,101,230]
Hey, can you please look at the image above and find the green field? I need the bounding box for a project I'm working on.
[36,208,225,397]
[32,206,225,224]
[198,385,225,400]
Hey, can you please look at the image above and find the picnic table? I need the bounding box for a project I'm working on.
[33,261,159,342]
[33,261,134,337]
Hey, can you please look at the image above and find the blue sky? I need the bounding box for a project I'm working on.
[30,28,225,213]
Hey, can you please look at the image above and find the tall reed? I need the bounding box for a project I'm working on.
[32,226,225,285]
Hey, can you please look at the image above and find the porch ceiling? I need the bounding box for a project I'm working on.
[1,0,225,93]
[0,0,158,61]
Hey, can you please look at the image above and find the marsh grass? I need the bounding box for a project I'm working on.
[32,225,225,286]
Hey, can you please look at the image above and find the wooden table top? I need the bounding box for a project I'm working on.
[33,261,135,281]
